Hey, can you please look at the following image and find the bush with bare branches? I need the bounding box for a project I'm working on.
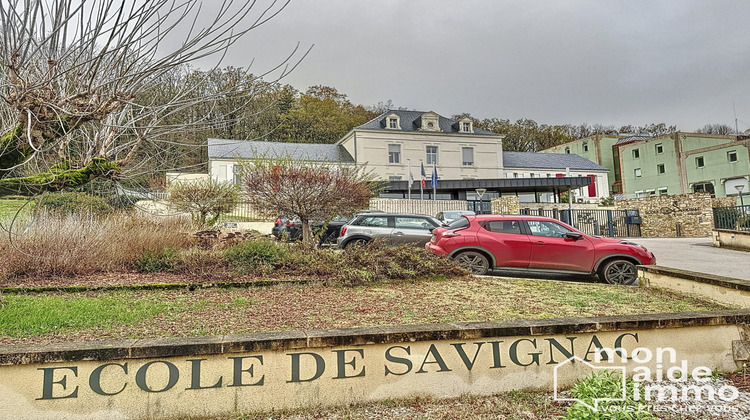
[241,157,380,243]
[0,213,194,280]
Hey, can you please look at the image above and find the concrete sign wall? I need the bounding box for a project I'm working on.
[1,312,748,419]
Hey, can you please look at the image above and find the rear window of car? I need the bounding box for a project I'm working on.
[445,217,470,230]
[395,217,433,230]
[356,216,389,227]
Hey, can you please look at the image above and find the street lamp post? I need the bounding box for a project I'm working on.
[475,188,487,214]
[736,184,746,208]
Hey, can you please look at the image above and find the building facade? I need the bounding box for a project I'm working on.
[617,133,750,198]
[543,132,750,199]
[209,110,610,203]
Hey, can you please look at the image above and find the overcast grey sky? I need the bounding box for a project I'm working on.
[221,0,750,132]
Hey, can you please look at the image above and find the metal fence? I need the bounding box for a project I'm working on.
[713,205,750,231]
[222,202,269,221]
[368,198,468,215]
[467,200,492,214]
[519,208,642,237]
[221,198,471,222]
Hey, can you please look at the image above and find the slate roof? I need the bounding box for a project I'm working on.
[355,110,499,136]
[207,138,354,163]
[502,151,607,171]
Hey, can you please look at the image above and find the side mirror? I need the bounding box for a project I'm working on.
[565,232,583,240]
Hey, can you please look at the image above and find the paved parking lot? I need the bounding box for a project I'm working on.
[631,237,750,281]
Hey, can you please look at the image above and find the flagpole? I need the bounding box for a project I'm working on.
[420,161,424,201]
[407,159,412,213]
[432,162,437,206]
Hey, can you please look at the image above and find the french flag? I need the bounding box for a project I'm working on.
[420,162,426,188]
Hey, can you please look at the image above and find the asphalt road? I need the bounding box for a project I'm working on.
[630,237,750,281]
[488,236,750,283]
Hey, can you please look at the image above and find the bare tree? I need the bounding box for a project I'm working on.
[241,156,379,244]
[696,123,736,135]
[0,0,307,196]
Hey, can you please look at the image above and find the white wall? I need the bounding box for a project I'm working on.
[339,130,505,180]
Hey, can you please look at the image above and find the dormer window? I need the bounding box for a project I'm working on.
[385,113,401,130]
[456,118,473,133]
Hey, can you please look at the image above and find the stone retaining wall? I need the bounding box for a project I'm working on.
[616,194,735,237]
[491,197,520,214]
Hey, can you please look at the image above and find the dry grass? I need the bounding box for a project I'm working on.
[0,212,194,280]
[0,277,728,345]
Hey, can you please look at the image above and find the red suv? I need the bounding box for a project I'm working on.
[426,215,656,285]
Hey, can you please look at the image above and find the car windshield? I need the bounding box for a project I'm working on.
[445,217,470,230]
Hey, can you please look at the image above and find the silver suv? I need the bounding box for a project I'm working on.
[337,213,441,249]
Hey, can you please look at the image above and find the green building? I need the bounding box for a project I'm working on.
[617,133,749,198]
[543,132,750,199]
[542,134,625,194]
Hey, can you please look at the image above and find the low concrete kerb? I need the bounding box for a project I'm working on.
[3,310,749,366]
[639,265,750,310]
[639,265,750,292]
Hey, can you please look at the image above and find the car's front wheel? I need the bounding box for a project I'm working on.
[453,251,490,275]
[598,259,638,285]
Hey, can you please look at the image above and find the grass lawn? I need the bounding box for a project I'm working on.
[0,276,729,345]
[0,197,30,219]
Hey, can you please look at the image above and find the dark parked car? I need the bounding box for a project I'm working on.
[337,213,441,249]
[274,211,385,245]
[426,214,656,285]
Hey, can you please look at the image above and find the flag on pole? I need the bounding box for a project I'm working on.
[420,162,426,188]
[407,160,413,207]
[431,164,438,188]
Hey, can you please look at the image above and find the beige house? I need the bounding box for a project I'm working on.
[209,110,609,204]
[337,111,505,181]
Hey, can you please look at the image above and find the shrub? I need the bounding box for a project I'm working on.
[35,192,114,216]
[168,179,240,228]
[279,241,468,285]
[565,370,654,419]
[599,196,615,207]
[74,177,138,212]
[223,239,289,274]
[176,248,228,278]
[134,248,180,273]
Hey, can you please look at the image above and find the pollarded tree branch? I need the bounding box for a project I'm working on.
[0,158,120,196]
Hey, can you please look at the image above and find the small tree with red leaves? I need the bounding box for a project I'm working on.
[241,157,378,244]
